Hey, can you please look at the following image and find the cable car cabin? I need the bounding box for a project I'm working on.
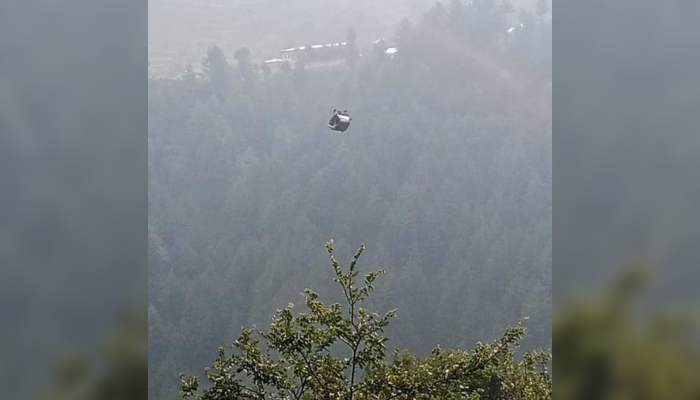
[328,111,351,132]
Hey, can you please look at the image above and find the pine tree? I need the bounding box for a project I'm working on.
[201,45,229,99]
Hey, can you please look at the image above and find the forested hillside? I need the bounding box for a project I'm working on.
[148,1,551,399]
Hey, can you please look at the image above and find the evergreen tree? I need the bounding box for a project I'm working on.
[234,47,253,75]
[202,45,229,99]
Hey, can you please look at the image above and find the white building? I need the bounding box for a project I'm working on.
[262,57,287,72]
[279,42,349,69]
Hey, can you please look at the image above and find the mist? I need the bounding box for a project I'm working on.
[148,0,551,399]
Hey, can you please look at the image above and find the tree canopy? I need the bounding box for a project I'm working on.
[178,242,551,400]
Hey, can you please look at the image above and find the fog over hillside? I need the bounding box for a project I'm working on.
[148,1,551,399]
[148,0,540,75]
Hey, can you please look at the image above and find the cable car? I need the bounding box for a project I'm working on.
[328,109,351,132]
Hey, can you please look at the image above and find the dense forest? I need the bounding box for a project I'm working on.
[148,1,551,399]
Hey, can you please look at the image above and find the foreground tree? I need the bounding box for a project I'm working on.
[554,268,700,399]
[179,242,551,400]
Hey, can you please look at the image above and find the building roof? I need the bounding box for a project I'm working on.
[280,41,347,53]
[506,23,525,34]
[385,47,398,54]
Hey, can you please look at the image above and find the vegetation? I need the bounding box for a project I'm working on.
[147,0,544,75]
[178,242,551,400]
[148,1,551,399]
[554,269,700,399]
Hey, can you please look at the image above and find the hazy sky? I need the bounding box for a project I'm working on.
[148,0,539,75]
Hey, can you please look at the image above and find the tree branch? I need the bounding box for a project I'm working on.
[299,351,333,400]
